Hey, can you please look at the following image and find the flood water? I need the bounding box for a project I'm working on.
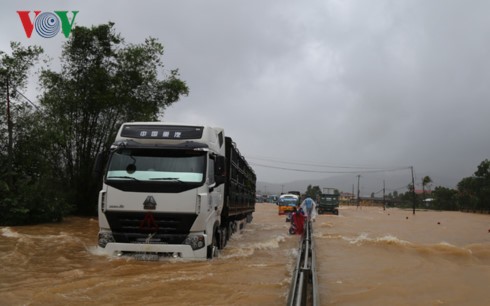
[316,206,490,306]
[1,204,489,305]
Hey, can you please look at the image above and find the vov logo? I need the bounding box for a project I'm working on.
[17,11,79,38]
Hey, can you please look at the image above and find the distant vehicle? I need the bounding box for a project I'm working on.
[318,188,339,215]
[277,193,300,215]
[288,191,301,197]
[267,195,279,203]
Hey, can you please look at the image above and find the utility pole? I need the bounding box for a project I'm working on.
[357,174,360,208]
[352,184,354,205]
[411,166,416,215]
[383,180,386,211]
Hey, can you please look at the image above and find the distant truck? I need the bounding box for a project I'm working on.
[318,188,339,215]
[96,122,256,259]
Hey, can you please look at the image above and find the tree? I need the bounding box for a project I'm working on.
[39,23,189,215]
[475,159,490,211]
[0,43,65,225]
[457,176,479,211]
[472,159,490,212]
[1,42,43,188]
[0,42,43,99]
[305,185,322,201]
[422,175,432,201]
[456,159,490,213]
[5,108,70,224]
[432,186,458,210]
[475,159,490,179]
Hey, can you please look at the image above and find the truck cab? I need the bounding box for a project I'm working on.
[318,188,339,215]
[96,122,255,260]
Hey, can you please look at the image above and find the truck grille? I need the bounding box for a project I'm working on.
[104,211,197,244]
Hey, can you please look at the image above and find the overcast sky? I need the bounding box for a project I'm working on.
[2,0,490,191]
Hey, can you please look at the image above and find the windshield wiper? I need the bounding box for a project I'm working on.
[107,176,140,181]
[149,177,184,182]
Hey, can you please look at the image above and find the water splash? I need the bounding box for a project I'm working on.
[1,227,22,238]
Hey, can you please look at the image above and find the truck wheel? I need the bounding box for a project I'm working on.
[227,222,233,240]
[231,221,237,234]
[219,227,227,249]
[246,213,253,223]
[207,232,218,259]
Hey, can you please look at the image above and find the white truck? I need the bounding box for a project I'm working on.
[96,122,256,259]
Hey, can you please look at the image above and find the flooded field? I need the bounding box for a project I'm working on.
[1,203,489,305]
[316,206,490,305]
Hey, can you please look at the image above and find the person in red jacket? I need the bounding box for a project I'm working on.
[289,207,306,235]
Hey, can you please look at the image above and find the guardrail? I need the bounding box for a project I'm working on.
[287,219,319,306]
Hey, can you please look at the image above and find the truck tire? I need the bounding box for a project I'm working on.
[226,222,233,240]
[207,231,219,259]
[246,213,253,223]
[218,227,227,249]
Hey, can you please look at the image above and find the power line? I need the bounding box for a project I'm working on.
[12,89,39,109]
[249,155,388,170]
[249,161,410,174]
[386,184,410,192]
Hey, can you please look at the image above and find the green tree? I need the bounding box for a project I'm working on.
[472,159,490,212]
[475,159,490,179]
[6,108,70,224]
[0,43,65,225]
[422,176,432,198]
[432,186,457,210]
[0,42,43,99]
[0,42,43,188]
[456,159,490,212]
[39,23,189,215]
[305,185,322,201]
[457,176,479,211]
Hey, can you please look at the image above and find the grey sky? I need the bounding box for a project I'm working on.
[2,0,490,192]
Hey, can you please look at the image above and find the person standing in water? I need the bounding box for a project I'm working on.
[300,196,318,221]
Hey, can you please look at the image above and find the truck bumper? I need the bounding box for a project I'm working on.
[318,207,339,215]
[99,242,207,259]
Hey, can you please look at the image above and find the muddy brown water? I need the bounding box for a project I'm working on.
[1,204,489,305]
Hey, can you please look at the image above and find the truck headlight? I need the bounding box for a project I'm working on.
[98,231,115,248]
[183,235,205,250]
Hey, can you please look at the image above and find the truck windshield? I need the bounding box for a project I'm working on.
[278,196,298,207]
[106,148,206,183]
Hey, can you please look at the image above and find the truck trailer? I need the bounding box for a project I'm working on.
[96,122,256,259]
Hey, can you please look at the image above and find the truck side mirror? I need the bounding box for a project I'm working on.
[214,155,226,186]
[93,151,108,178]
